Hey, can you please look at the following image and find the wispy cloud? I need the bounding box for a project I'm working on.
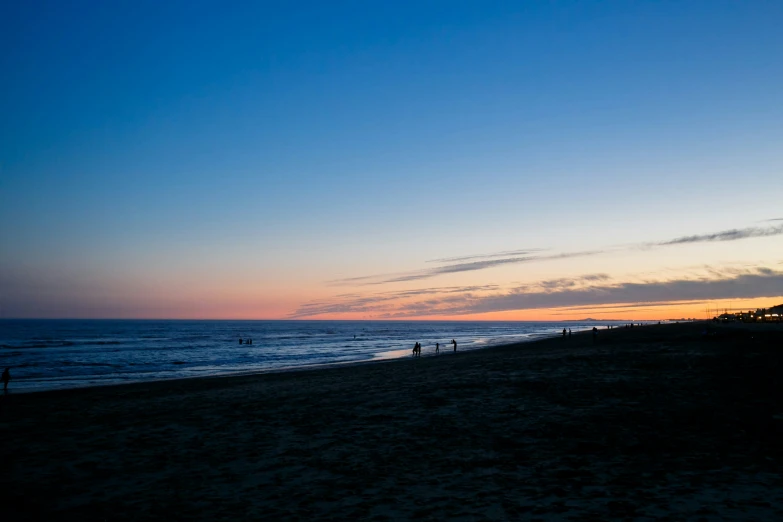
[552,300,707,312]
[426,249,544,264]
[295,267,783,318]
[330,250,606,286]
[291,284,500,317]
[328,222,783,287]
[656,224,783,246]
[425,268,783,317]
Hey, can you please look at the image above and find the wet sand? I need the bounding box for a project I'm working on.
[2,321,782,520]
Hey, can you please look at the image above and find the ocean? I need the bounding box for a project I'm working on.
[0,319,618,392]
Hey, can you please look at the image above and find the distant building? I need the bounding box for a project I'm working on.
[762,303,783,322]
[712,304,782,323]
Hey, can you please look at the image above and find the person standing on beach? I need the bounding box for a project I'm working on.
[562,328,567,338]
[435,342,439,355]
[2,367,10,393]
[568,328,572,337]
[452,339,457,353]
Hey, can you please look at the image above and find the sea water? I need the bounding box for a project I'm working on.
[0,320,617,392]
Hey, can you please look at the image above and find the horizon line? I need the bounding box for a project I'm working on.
[0,317,699,322]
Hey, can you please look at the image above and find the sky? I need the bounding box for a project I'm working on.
[1,0,782,320]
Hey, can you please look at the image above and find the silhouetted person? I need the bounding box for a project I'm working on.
[239,338,243,345]
[562,328,567,338]
[412,342,417,357]
[568,328,572,337]
[2,368,9,394]
[435,342,440,354]
[452,339,457,353]
[592,327,598,343]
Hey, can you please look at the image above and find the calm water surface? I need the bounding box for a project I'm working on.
[0,320,623,392]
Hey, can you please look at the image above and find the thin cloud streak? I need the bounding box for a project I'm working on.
[426,249,544,264]
[295,268,783,318]
[435,270,783,317]
[553,300,707,312]
[329,250,606,286]
[656,224,783,246]
[328,222,782,287]
[433,251,608,277]
[291,284,500,318]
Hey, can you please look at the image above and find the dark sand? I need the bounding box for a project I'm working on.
[2,322,783,520]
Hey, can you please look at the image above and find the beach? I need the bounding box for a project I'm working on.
[2,321,782,520]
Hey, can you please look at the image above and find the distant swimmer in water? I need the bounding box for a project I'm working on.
[2,367,10,393]
[239,338,243,345]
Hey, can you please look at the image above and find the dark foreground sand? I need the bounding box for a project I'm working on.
[2,322,783,520]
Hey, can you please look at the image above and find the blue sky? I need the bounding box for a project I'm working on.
[2,1,782,318]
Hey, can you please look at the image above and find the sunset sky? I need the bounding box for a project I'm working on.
[2,1,782,320]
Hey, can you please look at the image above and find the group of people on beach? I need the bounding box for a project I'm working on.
[559,323,653,344]
[412,339,456,357]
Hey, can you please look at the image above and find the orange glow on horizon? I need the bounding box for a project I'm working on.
[292,296,783,322]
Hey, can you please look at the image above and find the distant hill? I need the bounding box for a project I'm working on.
[565,318,617,322]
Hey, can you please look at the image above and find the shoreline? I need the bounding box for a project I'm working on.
[5,320,782,519]
[7,325,599,395]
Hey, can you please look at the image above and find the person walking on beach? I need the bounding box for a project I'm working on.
[562,328,567,338]
[2,367,10,394]
[452,339,457,353]
[435,342,440,355]
[568,328,572,337]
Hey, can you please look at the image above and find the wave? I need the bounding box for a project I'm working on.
[1,341,74,349]
[1,339,124,349]
[59,361,123,368]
